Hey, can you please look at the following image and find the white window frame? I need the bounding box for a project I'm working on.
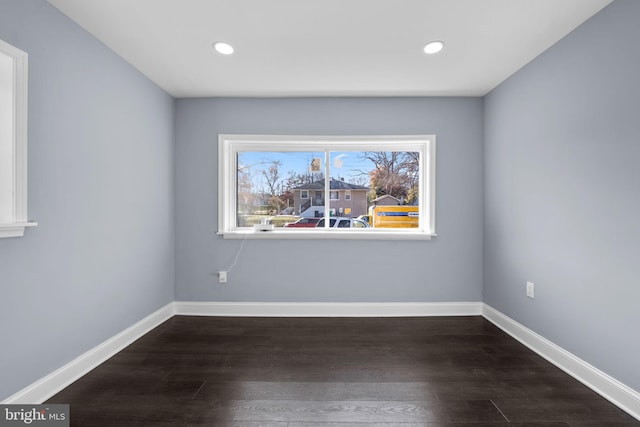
[329,190,339,201]
[0,39,36,238]
[344,190,351,200]
[218,134,436,240]
[300,190,309,199]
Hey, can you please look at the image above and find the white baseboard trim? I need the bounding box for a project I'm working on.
[7,300,636,422]
[2,302,175,404]
[482,304,640,421]
[174,301,483,317]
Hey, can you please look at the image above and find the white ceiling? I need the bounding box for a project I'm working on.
[47,0,612,98]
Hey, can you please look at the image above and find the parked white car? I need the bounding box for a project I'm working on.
[315,217,370,228]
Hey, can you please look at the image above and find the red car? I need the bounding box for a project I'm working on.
[283,217,321,228]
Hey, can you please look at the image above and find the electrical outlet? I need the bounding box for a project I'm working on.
[218,271,227,283]
[526,281,535,299]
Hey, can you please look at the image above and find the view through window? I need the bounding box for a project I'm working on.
[219,135,435,238]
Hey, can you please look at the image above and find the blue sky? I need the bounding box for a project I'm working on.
[238,151,375,189]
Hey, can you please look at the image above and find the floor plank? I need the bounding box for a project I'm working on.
[199,399,505,423]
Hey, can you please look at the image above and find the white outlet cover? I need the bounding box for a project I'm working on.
[526,281,535,298]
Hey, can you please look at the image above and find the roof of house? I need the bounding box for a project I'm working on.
[371,194,401,204]
[292,178,369,191]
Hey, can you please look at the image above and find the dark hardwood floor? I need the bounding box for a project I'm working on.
[46,316,639,426]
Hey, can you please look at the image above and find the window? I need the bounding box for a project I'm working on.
[218,134,436,239]
[0,39,35,238]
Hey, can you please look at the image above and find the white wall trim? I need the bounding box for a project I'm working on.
[2,302,175,404]
[0,38,33,237]
[174,301,483,317]
[482,304,640,421]
[218,134,436,238]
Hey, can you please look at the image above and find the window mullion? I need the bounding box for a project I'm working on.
[324,150,330,228]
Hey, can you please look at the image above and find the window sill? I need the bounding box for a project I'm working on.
[0,222,38,238]
[218,229,435,240]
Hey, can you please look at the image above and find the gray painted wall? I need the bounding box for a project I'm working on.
[0,0,175,400]
[175,97,483,303]
[3,0,635,406]
[484,0,640,391]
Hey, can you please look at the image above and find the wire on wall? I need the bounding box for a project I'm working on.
[226,236,247,273]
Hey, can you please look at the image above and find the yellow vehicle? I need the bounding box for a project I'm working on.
[369,205,419,228]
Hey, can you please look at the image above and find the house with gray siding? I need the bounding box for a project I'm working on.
[292,178,369,218]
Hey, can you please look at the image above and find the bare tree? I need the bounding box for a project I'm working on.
[360,151,419,203]
[261,161,285,212]
[237,165,254,213]
[348,175,369,187]
[284,169,324,190]
[261,161,281,195]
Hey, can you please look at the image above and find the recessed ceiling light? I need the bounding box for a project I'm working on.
[213,42,234,55]
[423,41,444,55]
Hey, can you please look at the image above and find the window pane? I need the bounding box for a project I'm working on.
[237,151,324,228]
[367,151,420,229]
[236,150,420,230]
[329,150,420,229]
